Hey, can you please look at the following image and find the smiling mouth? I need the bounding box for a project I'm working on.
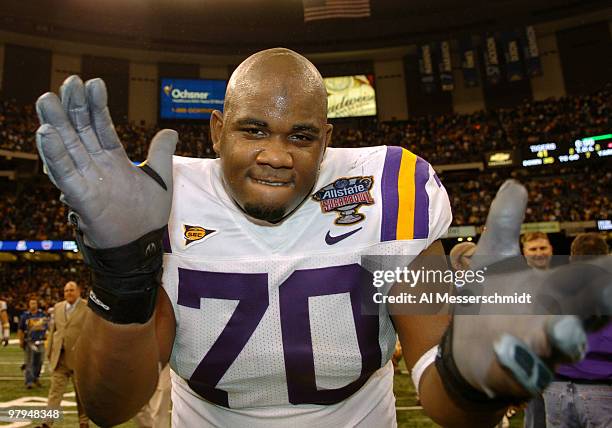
[251,177,293,187]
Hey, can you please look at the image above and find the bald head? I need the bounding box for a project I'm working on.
[225,48,327,118]
[64,281,80,304]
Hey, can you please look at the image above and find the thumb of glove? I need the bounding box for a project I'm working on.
[146,129,178,187]
[472,179,527,268]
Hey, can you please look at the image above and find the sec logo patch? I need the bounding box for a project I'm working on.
[183,225,216,246]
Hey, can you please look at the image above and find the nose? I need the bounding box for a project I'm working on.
[255,137,293,169]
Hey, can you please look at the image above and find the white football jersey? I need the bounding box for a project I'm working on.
[162,146,452,427]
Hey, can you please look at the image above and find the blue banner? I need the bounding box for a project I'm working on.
[459,38,479,88]
[0,240,77,251]
[160,78,226,120]
[483,34,501,85]
[501,30,524,82]
[419,44,436,94]
[523,26,543,77]
[438,41,454,91]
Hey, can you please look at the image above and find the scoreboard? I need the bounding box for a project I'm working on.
[521,133,612,167]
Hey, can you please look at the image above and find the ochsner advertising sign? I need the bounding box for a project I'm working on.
[160,78,226,120]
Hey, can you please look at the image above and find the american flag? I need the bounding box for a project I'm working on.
[303,0,371,22]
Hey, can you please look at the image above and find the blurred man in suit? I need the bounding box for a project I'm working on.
[45,281,90,428]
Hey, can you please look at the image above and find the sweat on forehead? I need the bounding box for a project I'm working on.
[224,48,327,112]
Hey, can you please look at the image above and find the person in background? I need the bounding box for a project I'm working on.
[543,232,611,428]
[522,231,553,270]
[44,281,90,427]
[449,241,477,271]
[18,296,49,389]
[521,232,554,427]
[1,296,9,346]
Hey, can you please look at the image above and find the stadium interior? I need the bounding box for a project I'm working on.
[0,0,610,427]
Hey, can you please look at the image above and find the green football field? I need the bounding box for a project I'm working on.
[0,337,522,427]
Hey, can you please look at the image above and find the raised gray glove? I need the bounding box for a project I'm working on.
[450,180,611,399]
[35,76,177,248]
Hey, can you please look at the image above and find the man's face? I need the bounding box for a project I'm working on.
[63,282,79,304]
[28,299,38,312]
[523,238,553,269]
[211,75,332,223]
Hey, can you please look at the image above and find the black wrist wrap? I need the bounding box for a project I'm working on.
[435,323,520,412]
[75,225,166,324]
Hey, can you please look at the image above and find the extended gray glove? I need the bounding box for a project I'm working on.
[450,180,611,399]
[35,76,177,248]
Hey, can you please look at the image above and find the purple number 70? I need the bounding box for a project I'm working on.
[177,264,380,408]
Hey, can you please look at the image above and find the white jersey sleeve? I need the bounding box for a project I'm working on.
[425,163,452,247]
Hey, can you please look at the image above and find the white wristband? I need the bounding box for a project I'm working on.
[411,345,439,395]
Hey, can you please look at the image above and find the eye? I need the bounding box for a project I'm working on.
[289,134,314,143]
[242,128,266,137]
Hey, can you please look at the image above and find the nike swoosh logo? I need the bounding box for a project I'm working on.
[325,227,363,245]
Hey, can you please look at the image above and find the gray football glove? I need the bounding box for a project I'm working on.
[35,76,177,248]
[450,180,611,399]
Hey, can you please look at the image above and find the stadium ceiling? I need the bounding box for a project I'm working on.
[0,0,610,55]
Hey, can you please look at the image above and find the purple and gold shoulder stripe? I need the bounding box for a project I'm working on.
[380,146,430,241]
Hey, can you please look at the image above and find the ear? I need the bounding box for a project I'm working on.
[210,110,224,155]
[323,123,333,149]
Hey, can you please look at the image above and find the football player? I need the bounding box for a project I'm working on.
[35,48,610,427]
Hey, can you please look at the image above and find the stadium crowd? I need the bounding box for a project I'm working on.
[1,84,610,164]
[0,99,37,153]
[0,181,70,240]
[446,167,611,225]
[498,84,611,150]
[331,110,504,164]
